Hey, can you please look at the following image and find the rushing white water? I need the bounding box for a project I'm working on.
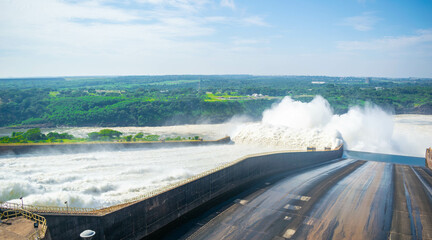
[232,96,342,150]
[0,145,276,208]
[0,96,431,208]
[232,96,432,157]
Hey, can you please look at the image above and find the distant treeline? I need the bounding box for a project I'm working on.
[0,75,431,127]
[0,128,201,143]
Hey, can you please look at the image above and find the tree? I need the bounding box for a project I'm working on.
[143,135,159,141]
[88,132,100,140]
[98,129,122,138]
[12,132,24,137]
[47,132,74,140]
[134,132,144,138]
[87,129,123,141]
[24,128,45,141]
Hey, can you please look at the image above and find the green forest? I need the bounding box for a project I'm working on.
[0,75,431,127]
[0,128,201,144]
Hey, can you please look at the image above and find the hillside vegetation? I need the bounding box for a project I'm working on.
[0,75,431,127]
[0,128,201,144]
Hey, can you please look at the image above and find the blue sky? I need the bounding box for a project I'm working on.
[1,0,431,78]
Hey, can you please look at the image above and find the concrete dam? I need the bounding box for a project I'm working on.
[2,145,432,240]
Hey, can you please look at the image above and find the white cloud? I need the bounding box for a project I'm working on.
[205,16,230,23]
[242,16,269,27]
[0,0,214,72]
[342,12,378,31]
[337,29,432,51]
[232,38,260,45]
[204,15,269,27]
[220,0,235,10]
[0,0,139,24]
[0,0,274,77]
[135,0,209,12]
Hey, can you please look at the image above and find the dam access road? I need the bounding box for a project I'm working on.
[160,159,432,240]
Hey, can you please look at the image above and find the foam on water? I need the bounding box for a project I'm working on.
[232,96,342,150]
[232,96,432,157]
[0,145,276,207]
[232,123,341,150]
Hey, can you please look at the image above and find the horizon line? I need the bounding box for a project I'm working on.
[1,74,431,80]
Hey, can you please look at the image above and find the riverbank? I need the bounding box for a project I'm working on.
[0,136,231,155]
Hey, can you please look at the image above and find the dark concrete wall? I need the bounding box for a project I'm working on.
[42,147,343,240]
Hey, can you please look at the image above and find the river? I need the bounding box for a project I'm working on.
[0,114,431,208]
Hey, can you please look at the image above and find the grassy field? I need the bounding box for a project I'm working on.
[204,92,280,102]
[49,91,60,97]
[148,79,200,85]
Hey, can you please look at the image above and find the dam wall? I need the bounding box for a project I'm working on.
[37,146,343,240]
[427,147,432,170]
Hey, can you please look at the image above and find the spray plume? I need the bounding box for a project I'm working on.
[232,95,428,156]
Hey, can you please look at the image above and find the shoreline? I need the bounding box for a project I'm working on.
[0,136,231,155]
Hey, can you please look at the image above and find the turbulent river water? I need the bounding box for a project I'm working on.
[1,98,431,208]
[0,144,278,208]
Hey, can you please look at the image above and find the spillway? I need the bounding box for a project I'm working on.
[161,159,432,240]
[0,143,277,208]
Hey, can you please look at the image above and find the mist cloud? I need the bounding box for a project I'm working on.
[233,95,429,157]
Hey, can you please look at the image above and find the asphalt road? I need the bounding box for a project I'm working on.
[161,159,432,240]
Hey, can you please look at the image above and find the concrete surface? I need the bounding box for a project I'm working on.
[0,216,40,240]
[162,159,432,240]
